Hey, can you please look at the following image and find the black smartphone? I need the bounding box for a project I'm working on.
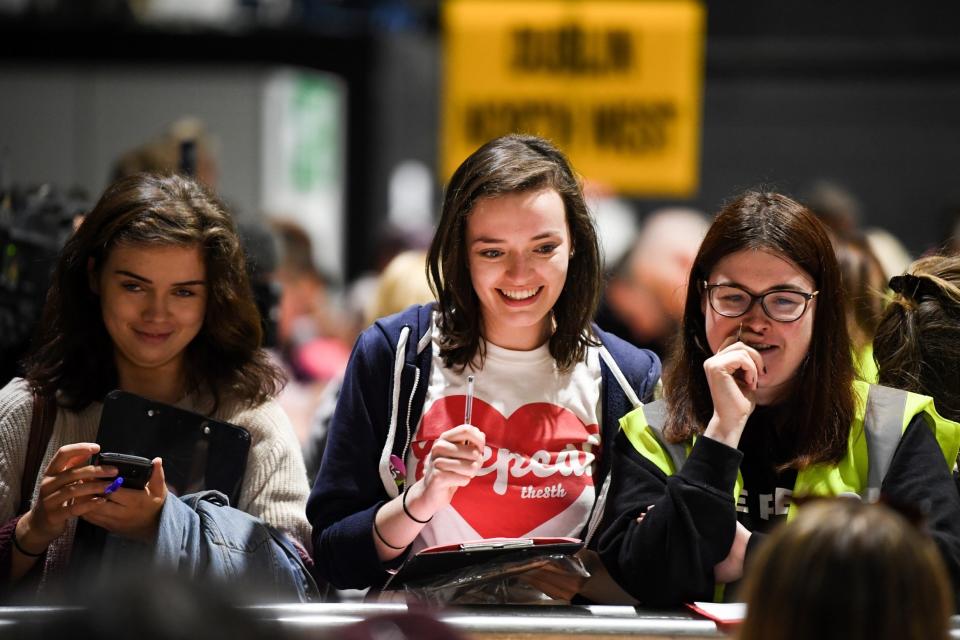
[94,452,153,491]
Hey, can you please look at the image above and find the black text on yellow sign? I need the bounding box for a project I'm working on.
[442,1,705,197]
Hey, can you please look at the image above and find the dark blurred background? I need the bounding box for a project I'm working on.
[2,0,960,394]
[1,0,958,280]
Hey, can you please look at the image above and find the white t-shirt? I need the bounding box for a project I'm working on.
[406,320,602,552]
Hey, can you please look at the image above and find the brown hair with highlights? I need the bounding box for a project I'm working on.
[25,173,283,410]
[664,191,855,469]
[874,255,960,422]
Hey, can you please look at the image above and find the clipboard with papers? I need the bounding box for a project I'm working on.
[94,390,251,505]
[388,536,583,587]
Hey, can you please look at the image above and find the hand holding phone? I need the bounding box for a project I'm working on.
[83,453,166,541]
[94,452,154,491]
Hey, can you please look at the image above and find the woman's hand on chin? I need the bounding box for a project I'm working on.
[702,339,764,447]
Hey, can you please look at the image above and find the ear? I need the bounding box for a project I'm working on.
[87,257,100,294]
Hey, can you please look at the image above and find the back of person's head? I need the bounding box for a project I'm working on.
[803,179,862,240]
[738,499,952,640]
[874,255,960,422]
[337,612,468,640]
[428,134,601,371]
[665,190,855,469]
[866,227,913,284]
[25,172,283,409]
[366,250,434,325]
[267,218,331,349]
[271,218,322,282]
[112,117,219,189]
[13,570,290,640]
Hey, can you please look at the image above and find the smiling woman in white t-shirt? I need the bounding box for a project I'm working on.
[308,134,661,596]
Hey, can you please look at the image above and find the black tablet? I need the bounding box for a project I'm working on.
[95,390,251,506]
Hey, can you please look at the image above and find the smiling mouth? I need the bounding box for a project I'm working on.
[135,329,173,340]
[499,287,542,301]
[746,342,776,352]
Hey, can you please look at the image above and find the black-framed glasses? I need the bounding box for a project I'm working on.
[702,281,819,322]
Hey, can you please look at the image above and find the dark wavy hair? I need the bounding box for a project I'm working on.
[24,173,284,410]
[874,255,960,422]
[427,134,602,371]
[663,191,855,469]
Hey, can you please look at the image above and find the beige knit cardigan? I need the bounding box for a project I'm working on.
[0,378,312,584]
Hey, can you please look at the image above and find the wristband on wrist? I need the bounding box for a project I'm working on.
[402,486,433,524]
[372,519,406,551]
[13,532,47,558]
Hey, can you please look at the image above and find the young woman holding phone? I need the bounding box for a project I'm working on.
[0,173,310,596]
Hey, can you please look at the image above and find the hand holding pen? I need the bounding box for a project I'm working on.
[464,375,475,427]
[417,376,485,505]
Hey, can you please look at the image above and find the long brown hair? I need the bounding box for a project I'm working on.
[25,173,284,410]
[874,255,960,422]
[664,191,855,469]
[738,500,952,640]
[427,134,602,371]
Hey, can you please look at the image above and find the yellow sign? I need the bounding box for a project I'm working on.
[442,0,705,196]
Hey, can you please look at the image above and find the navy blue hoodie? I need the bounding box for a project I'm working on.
[307,304,660,590]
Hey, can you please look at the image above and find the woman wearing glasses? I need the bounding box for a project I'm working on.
[596,191,960,607]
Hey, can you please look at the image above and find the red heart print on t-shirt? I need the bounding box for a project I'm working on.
[413,396,599,538]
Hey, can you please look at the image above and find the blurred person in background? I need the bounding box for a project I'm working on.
[302,249,435,483]
[10,569,292,640]
[270,219,350,381]
[268,218,351,446]
[874,255,960,425]
[831,233,888,382]
[363,250,436,330]
[865,227,913,284]
[738,499,951,640]
[112,116,219,191]
[803,179,862,241]
[595,207,709,364]
[803,179,913,286]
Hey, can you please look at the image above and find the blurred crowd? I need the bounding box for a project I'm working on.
[6,116,958,482]
[4,117,960,640]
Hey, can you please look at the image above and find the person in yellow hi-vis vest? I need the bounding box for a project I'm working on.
[596,191,960,608]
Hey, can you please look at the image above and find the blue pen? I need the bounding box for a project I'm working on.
[104,476,124,495]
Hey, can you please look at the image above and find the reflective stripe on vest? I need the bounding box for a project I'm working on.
[620,381,960,511]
